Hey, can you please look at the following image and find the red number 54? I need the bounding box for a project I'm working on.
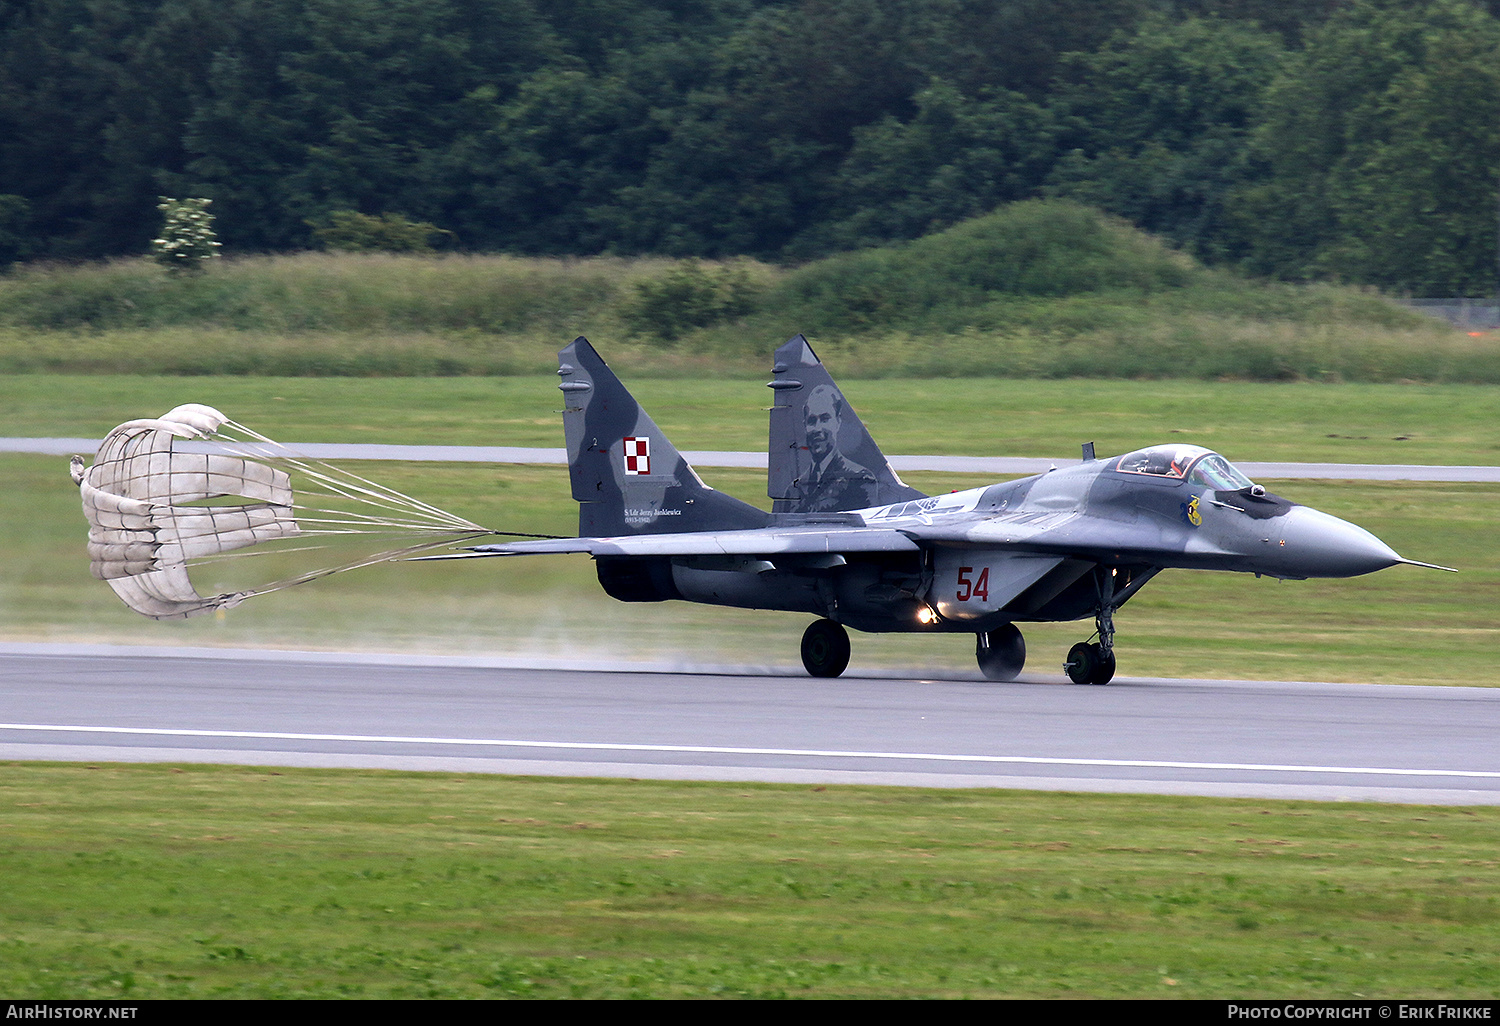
[956,565,990,602]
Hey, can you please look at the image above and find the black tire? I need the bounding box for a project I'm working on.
[801,619,851,678]
[976,623,1025,681]
[1067,642,1116,685]
[1090,646,1117,686]
[1066,642,1096,685]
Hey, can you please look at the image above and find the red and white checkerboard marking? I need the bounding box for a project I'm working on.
[623,436,650,475]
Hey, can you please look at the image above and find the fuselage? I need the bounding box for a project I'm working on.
[641,444,1403,635]
[864,444,1401,580]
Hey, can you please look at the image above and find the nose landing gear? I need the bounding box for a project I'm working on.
[1065,639,1116,686]
[1066,575,1118,685]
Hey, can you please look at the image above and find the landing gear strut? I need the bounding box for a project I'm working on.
[976,623,1025,681]
[1066,571,1118,685]
[801,618,850,678]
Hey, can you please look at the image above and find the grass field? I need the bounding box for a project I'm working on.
[1,765,1496,999]
[4,332,1498,997]
[5,372,1500,464]
[3,371,1496,684]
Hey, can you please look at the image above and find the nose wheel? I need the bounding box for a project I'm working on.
[1066,641,1116,685]
[1066,584,1117,685]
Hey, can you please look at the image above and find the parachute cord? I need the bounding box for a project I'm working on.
[184,528,566,571]
[214,422,486,532]
[198,429,476,531]
[219,532,492,601]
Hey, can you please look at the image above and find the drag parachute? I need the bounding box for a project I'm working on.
[75,404,489,619]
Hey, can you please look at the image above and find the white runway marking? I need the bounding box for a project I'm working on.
[3,722,1496,781]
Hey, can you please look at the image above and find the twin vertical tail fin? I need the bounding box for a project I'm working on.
[558,337,769,536]
[767,335,925,514]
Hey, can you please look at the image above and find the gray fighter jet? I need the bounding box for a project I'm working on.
[465,335,1451,683]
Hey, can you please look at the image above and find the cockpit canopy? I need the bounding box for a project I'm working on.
[1113,445,1255,491]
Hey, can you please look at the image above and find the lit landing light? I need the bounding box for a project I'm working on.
[1277,506,1455,578]
[916,606,939,625]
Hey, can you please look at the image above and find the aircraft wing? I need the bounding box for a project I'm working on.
[431,505,1242,568]
[899,509,1239,561]
[447,510,1148,561]
[891,509,1082,546]
[462,526,921,558]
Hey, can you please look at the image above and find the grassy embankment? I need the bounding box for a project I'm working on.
[1,764,1497,999]
[1,201,1494,382]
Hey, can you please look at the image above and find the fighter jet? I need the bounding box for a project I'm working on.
[463,335,1451,683]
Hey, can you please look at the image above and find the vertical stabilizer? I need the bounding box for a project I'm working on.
[767,335,925,513]
[559,338,769,536]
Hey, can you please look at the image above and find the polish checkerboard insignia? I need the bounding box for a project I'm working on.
[623,436,650,475]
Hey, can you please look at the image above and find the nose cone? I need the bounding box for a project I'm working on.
[1277,506,1402,578]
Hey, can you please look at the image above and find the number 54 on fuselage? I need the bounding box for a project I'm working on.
[451,335,1451,683]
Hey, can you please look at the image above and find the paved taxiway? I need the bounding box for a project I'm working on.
[1,645,1496,805]
[7,438,1499,481]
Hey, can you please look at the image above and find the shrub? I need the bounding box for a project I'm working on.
[151,197,221,274]
[312,211,454,254]
[623,260,762,341]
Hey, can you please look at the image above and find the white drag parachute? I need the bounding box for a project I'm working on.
[76,404,488,619]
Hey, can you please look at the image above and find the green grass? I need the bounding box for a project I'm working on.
[6,207,1499,1001]
[3,202,1494,382]
[5,374,1495,684]
[7,444,1495,684]
[5,373,1500,466]
[1,764,1496,998]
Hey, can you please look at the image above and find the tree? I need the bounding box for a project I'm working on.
[183,0,560,250]
[1232,0,1500,294]
[1045,15,1284,262]
[804,80,1054,254]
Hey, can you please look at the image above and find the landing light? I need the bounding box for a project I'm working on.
[916,606,938,625]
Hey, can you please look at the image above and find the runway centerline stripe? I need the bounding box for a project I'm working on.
[1,723,1495,780]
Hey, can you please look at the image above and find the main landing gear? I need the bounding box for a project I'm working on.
[1065,601,1117,686]
[797,602,1116,684]
[976,623,1025,681]
[801,618,851,678]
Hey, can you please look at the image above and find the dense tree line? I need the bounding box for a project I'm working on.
[1,0,1497,294]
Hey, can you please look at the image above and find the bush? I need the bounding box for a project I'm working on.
[312,211,454,254]
[151,198,221,274]
[623,260,762,341]
[771,200,1203,337]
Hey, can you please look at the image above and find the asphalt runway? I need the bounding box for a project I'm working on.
[2,644,1496,805]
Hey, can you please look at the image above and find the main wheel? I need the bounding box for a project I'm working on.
[1066,642,1116,685]
[976,623,1025,681]
[800,619,851,678]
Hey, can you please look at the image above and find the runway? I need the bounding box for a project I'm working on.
[2,645,1497,805]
